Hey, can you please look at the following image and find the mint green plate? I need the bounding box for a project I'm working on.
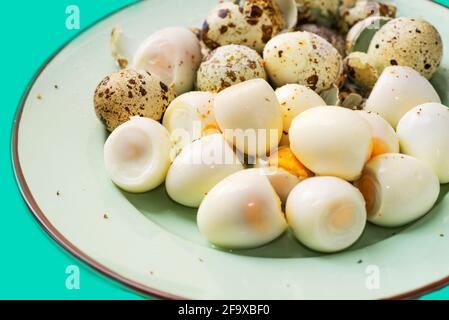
[12,0,449,299]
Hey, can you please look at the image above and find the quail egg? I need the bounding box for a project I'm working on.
[286,176,367,253]
[355,154,440,228]
[356,111,399,158]
[275,84,326,135]
[365,66,441,128]
[201,0,284,53]
[104,117,172,193]
[289,106,372,181]
[264,31,343,92]
[257,147,314,202]
[162,91,219,152]
[397,103,449,184]
[339,1,396,32]
[214,79,283,157]
[367,17,443,80]
[94,69,176,132]
[298,24,346,56]
[196,45,267,93]
[197,169,288,249]
[166,134,244,208]
[131,27,202,95]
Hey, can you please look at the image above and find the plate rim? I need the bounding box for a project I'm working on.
[10,0,449,300]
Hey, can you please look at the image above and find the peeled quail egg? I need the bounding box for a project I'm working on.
[257,147,314,202]
[356,111,399,158]
[162,91,219,152]
[367,18,443,80]
[131,27,202,95]
[166,134,244,208]
[286,176,367,253]
[264,31,343,92]
[355,154,440,227]
[276,84,326,132]
[214,79,283,157]
[365,66,441,128]
[196,45,267,93]
[339,1,396,32]
[104,117,172,193]
[197,169,288,249]
[94,69,176,132]
[289,106,372,181]
[397,103,449,184]
[201,0,284,53]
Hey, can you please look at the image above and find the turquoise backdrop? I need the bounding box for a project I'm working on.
[1,0,448,300]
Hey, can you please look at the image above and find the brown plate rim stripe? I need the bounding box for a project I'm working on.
[10,0,449,301]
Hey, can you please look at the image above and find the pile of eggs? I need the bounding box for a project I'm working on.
[93,0,448,253]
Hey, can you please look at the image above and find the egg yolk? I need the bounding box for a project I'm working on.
[202,123,221,136]
[357,176,376,213]
[370,138,391,158]
[268,147,314,179]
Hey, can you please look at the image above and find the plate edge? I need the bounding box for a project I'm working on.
[10,0,449,301]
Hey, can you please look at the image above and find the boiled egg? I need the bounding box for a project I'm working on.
[355,154,440,227]
[257,147,314,203]
[166,134,244,208]
[356,110,399,158]
[132,27,202,95]
[214,79,283,157]
[162,91,219,152]
[275,84,326,133]
[197,169,288,249]
[365,66,441,128]
[397,103,449,184]
[286,176,367,253]
[104,117,172,193]
[289,106,372,181]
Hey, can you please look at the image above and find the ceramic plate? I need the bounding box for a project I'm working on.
[13,0,449,299]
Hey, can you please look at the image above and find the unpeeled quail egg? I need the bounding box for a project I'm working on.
[166,134,244,208]
[201,0,284,53]
[289,106,372,181]
[339,1,396,32]
[257,147,314,202]
[286,176,367,253]
[162,91,219,152]
[104,117,172,193]
[356,110,399,158]
[94,69,176,132]
[367,17,443,80]
[264,31,343,92]
[197,169,288,249]
[397,103,449,184]
[214,79,283,157]
[356,154,440,227]
[365,66,441,128]
[131,27,202,95]
[196,45,267,93]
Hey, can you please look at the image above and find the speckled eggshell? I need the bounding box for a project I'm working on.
[201,0,284,53]
[196,45,267,93]
[264,31,343,92]
[94,69,176,132]
[367,17,443,79]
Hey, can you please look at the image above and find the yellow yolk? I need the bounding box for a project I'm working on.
[371,138,391,158]
[202,123,221,136]
[357,176,376,212]
[268,147,314,179]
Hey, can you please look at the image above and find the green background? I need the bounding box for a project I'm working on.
[1,0,449,300]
